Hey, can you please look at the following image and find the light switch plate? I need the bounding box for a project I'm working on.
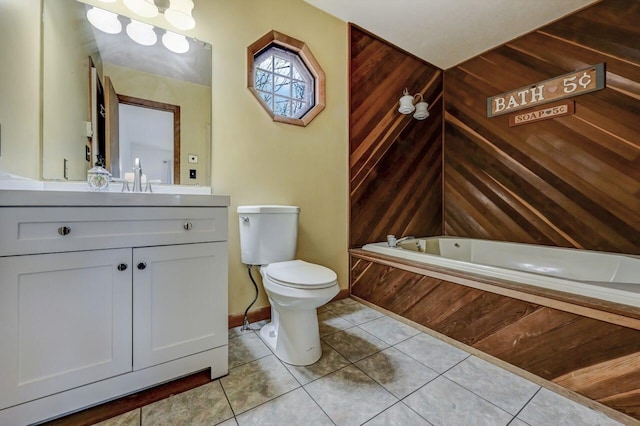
[188,154,198,164]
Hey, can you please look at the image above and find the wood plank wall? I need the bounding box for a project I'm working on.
[351,256,640,420]
[444,0,640,254]
[349,25,443,248]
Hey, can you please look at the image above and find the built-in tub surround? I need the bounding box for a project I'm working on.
[350,244,640,421]
[364,237,640,309]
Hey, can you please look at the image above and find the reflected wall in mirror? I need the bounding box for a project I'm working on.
[42,0,211,185]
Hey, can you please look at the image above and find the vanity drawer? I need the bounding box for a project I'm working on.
[0,207,228,256]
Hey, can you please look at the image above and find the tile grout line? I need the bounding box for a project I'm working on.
[438,375,515,420]
[299,385,338,425]
[508,387,541,425]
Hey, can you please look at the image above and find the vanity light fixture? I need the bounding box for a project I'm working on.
[162,30,190,53]
[398,88,430,120]
[123,0,160,18]
[86,5,192,54]
[86,7,122,34]
[126,19,157,46]
[164,0,196,30]
[123,0,196,30]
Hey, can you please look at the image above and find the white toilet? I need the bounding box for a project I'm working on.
[237,205,339,366]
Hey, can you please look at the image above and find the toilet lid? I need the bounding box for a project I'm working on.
[265,260,337,289]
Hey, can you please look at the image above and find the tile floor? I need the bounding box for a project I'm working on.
[97,298,623,426]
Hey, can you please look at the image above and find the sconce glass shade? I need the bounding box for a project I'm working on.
[86,7,122,34]
[413,101,430,120]
[165,0,196,30]
[126,20,157,46]
[162,31,190,53]
[398,94,416,114]
[123,0,159,18]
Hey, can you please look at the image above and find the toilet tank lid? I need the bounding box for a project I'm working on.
[237,205,300,214]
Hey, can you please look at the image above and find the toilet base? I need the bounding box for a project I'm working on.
[260,305,322,366]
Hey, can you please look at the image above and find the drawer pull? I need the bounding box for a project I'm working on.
[137,262,147,270]
[183,222,193,231]
[57,226,71,236]
[117,263,128,271]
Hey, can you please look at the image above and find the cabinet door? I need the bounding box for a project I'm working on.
[133,242,227,370]
[0,249,132,409]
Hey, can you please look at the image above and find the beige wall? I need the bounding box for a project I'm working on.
[1,0,349,316]
[104,63,211,185]
[0,0,41,178]
[201,0,349,314]
[42,0,93,180]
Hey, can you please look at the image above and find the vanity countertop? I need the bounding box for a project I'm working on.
[0,189,230,207]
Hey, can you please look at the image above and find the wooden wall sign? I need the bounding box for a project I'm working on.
[508,101,574,127]
[487,63,604,117]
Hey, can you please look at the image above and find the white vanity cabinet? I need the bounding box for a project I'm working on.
[133,242,227,370]
[0,249,133,408]
[0,192,229,425]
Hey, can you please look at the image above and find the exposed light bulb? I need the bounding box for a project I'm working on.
[123,0,159,18]
[162,31,190,54]
[86,7,122,34]
[165,0,196,30]
[126,19,157,46]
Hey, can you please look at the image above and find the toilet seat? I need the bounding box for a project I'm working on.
[264,260,337,289]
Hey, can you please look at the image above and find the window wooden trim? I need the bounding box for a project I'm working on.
[247,30,326,127]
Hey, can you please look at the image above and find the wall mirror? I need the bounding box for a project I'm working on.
[42,0,212,185]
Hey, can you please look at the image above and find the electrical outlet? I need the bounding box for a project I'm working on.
[188,154,198,164]
[189,169,196,179]
[64,159,69,180]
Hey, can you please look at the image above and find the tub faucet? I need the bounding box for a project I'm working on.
[387,235,414,247]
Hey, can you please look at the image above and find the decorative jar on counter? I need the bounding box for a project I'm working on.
[87,156,111,192]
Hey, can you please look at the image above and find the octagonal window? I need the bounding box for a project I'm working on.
[248,31,325,127]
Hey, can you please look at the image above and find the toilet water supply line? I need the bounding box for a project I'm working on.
[242,265,260,331]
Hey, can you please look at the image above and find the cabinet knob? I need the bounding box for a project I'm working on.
[183,222,193,231]
[117,263,128,271]
[137,262,147,270]
[57,226,71,236]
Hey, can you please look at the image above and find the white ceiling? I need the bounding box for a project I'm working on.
[304,0,600,69]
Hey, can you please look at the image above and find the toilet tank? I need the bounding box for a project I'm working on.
[237,205,300,265]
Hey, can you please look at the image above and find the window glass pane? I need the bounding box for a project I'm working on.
[292,101,307,116]
[250,39,321,122]
[292,81,306,100]
[274,96,291,116]
[274,56,291,76]
[259,92,273,109]
[255,70,272,92]
[292,65,303,81]
[273,76,291,97]
[257,55,273,71]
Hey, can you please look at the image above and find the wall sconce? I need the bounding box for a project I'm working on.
[398,88,430,120]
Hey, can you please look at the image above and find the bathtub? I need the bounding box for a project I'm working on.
[362,237,640,308]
